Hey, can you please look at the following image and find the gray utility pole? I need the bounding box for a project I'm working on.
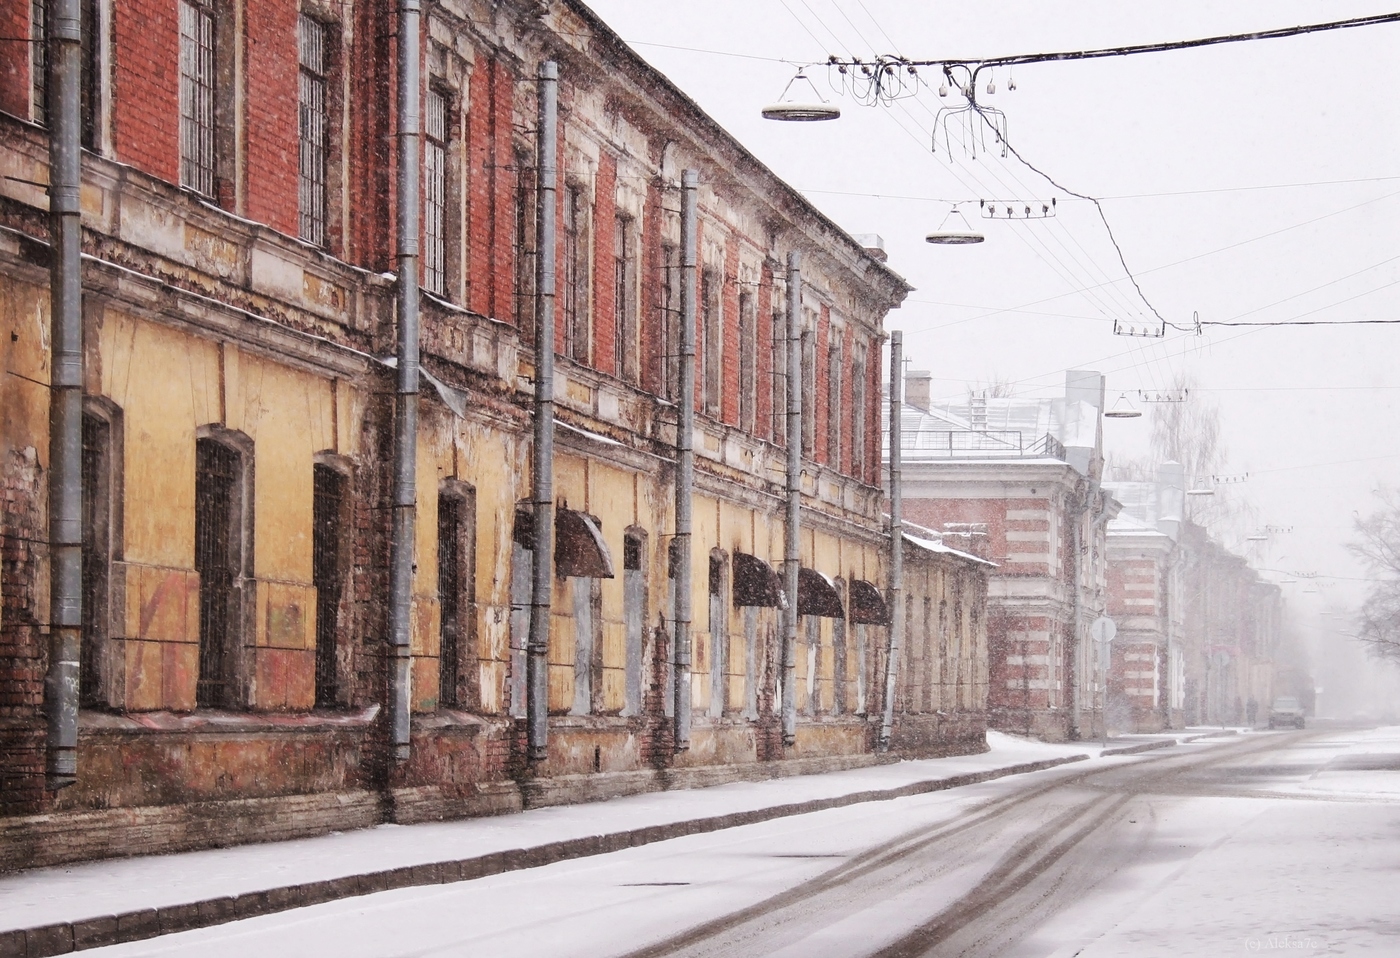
[527,61,559,761]
[43,0,83,790]
[879,331,904,751]
[673,169,698,750]
[387,0,422,764]
[781,252,802,746]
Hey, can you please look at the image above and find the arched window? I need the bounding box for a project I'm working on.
[80,399,122,708]
[194,427,253,709]
[312,457,351,707]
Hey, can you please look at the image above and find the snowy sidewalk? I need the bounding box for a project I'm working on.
[0,732,1176,956]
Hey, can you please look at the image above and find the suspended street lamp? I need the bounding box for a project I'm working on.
[761,70,841,122]
[1103,393,1142,419]
[925,205,984,245]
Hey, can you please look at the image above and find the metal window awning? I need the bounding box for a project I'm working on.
[733,552,784,609]
[797,567,844,618]
[556,509,615,579]
[848,579,890,626]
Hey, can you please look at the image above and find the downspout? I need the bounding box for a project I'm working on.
[878,331,903,751]
[672,169,697,750]
[43,0,83,790]
[387,0,422,764]
[781,252,802,746]
[527,61,558,761]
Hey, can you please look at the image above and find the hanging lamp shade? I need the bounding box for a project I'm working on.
[925,206,984,245]
[1103,392,1142,419]
[762,71,841,122]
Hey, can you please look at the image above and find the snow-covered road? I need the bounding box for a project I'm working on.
[83,725,1400,957]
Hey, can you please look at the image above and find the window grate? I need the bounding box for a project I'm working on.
[312,465,344,707]
[298,15,328,246]
[614,214,636,382]
[562,186,589,362]
[31,0,46,123]
[660,244,679,401]
[423,88,448,295]
[513,152,536,329]
[195,439,238,708]
[179,0,216,196]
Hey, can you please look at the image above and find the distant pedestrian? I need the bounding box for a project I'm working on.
[1247,697,1258,727]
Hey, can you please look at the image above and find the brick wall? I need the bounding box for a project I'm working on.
[111,0,179,185]
[244,0,299,234]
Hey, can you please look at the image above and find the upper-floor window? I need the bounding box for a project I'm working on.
[297,14,328,246]
[614,213,637,383]
[771,302,787,445]
[423,87,449,295]
[31,0,100,147]
[513,149,535,330]
[738,289,756,432]
[31,0,46,122]
[179,0,217,196]
[850,341,868,481]
[827,329,844,467]
[563,185,590,363]
[701,267,721,416]
[801,315,816,456]
[659,243,679,401]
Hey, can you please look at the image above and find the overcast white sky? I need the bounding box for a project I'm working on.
[586,0,1400,677]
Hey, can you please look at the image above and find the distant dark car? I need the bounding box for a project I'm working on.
[1268,696,1306,729]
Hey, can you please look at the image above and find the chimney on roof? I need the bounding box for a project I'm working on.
[853,233,887,262]
[1064,369,1104,409]
[905,370,932,411]
[1157,460,1184,540]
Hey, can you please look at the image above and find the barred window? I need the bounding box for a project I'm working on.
[423,88,448,296]
[771,303,787,444]
[827,330,843,467]
[31,0,46,122]
[179,0,217,196]
[660,243,679,401]
[562,186,590,363]
[850,342,868,480]
[614,214,637,383]
[298,15,328,246]
[738,290,756,432]
[701,267,721,415]
[513,150,535,329]
[32,0,101,144]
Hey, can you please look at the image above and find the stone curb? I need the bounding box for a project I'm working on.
[0,754,1088,957]
[1101,739,1176,757]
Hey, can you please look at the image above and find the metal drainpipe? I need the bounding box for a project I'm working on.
[43,0,83,790]
[781,252,802,746]
[527,61,558,762]
[387,0,422,764]
[878,331,904,751]
[672,169,697,750]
